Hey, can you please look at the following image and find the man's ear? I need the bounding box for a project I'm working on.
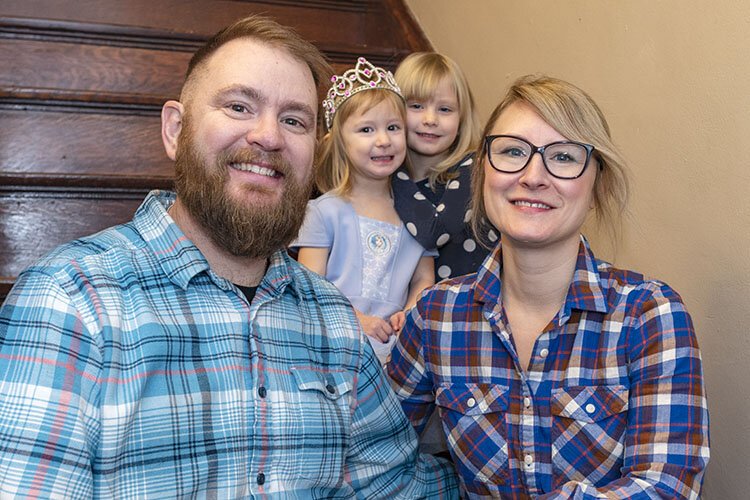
[161,100,184,161]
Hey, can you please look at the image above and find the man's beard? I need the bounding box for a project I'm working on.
[173,120,313,258]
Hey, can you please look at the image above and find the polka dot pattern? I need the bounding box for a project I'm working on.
[488,229,499,242]
[437,265,452,279]
[391,153,492,280]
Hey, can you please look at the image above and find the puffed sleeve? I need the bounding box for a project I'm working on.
[289,198,332,250]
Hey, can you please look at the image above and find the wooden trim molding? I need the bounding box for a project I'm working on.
[0,17,204,51]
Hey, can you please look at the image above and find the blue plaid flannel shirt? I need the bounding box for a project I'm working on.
[0,190,458,499]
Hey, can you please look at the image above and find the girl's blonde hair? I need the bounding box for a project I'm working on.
[394,52,480,186]
[315,89,407,196]
[471,75,630,247]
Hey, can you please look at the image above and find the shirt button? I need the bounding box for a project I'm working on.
[258,386,267,398]
[524,454,533,466]
[466,397,476,408]
[585,403,596,414]
[524,397,531,408]
[539,348,549,358]
[256,472,265,485]
[326,383,336,394]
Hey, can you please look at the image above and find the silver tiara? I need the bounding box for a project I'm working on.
[322,57,403,130]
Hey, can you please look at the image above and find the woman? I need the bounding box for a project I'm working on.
[386,75,709,498]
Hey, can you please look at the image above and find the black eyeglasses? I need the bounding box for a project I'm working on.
[485,135,595,179]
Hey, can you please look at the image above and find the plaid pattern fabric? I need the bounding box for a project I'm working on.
[0,191,458,499]
[387,237,709,499]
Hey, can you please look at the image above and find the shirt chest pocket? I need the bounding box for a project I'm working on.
[283,366,354,486]
[436,383,511,489]
[550,384,629,486]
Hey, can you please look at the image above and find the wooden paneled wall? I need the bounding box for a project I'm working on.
[0,0,431,303]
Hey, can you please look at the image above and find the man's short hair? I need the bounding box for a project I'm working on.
[182,15,332,103]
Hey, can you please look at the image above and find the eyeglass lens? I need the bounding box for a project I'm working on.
[488,136,588,178]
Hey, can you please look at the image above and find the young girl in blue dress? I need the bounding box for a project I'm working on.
[291,58,435,363]
[391,52,495,280]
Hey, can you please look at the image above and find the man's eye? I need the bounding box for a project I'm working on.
[283,117,304,128]
[229,103,248,113]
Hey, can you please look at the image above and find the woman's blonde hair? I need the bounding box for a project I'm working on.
[395,52,480,186]
[315,89,407,196]
[471,74,630,248]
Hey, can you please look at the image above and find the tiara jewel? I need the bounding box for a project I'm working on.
[322,57,403,130]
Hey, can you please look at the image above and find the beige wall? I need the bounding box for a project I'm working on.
[404,1,750,497]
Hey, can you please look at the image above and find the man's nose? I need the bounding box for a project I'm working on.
[247,113,282,150]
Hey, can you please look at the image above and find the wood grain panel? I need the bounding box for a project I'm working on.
[0,39,190,98]
[0,192,147,303]
[0,109,172,181]
[0,1,369,50]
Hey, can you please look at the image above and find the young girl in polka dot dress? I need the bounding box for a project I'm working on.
[291,58,436,364]
[391,52,496,281]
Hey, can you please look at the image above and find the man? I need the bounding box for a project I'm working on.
[0,16,458,498]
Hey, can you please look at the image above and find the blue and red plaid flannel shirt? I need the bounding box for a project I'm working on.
[387,236,709,499]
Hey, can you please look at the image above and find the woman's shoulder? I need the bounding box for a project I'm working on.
[597,259,687,309]
[417,273,479,310]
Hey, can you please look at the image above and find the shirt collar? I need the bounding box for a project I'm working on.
[472,235,609,316]
[134,190,300,296]
[133,190,210,290]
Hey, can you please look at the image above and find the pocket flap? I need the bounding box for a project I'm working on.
[551,385,628,423]
[291,366,353,400]
[436,383,509,416]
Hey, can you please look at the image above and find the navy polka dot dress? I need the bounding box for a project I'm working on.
[392,153,497,280]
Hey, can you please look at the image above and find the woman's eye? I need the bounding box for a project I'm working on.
[551,152,576,163]
[502,147,526,158]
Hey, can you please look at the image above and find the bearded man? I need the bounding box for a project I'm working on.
[0,16,458,499]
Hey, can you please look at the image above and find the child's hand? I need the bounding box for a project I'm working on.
[355,310,395,343]
[389,311,405,333]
